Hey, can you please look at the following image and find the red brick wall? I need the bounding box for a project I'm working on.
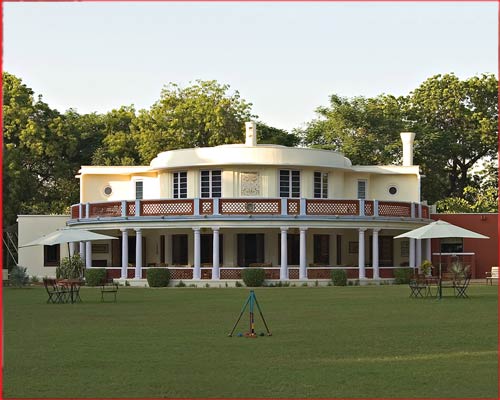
[431,213,498,278]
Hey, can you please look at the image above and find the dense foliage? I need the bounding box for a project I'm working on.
[146,268,171,287]
[84,268,107,286]
[56,254,85,280]
[331,269,347,286]
[241,268,266,287]
[393,268,413,284]
[8,265,29,287]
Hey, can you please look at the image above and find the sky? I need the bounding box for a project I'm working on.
[3,1,498,132]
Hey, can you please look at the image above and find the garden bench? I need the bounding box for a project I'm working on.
[101,278,119,302]
[485,266,498,285]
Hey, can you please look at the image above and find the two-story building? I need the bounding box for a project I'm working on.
[18,122,433,284]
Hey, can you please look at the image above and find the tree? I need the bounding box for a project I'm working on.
[407,73,498,202]
[257,122,300,147]
[134,80,255,163]
[91,106,141,165]
[299,94,407,165]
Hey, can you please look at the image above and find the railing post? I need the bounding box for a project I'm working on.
[418,203,423,218]
[135,200,141,217]
[194,198,200,216]
[78,203,83,219]
[410,202,416,218]
[300,198,307,216]
[85,203,90,219]
[281,198,287,216]
[121,200,127,217]
[374,200,379,217]
[213,198,220,215]
[359,199,365,216]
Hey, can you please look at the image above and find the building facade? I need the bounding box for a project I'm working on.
[19,123,434,283]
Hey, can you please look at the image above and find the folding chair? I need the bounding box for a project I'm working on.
[409,277,426,298]
[101,278,119,302]
[43,278,69,303]
[455,274,471,298]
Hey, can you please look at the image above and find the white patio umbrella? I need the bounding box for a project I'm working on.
[20,228,118,277]
[394,220,489,298]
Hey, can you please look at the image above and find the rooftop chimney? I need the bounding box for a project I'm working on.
[245,121,257,146]
[400,132,416,166]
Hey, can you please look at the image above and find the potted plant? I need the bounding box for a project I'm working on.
[420,260,433,276]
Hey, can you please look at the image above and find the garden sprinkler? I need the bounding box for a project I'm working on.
[228,290,272,337]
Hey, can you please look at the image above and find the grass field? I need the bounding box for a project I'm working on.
[3,285,498,398]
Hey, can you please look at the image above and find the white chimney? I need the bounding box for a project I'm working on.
[245,121,257,146]
[400,132,416,166]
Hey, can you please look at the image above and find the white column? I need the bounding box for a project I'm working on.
[85,241,92,269]
[425,238,432,261]
[409,238,416,271]
[69,242,76,257]
[358,228,366,279]
[299,227,307,280]
[280,227,288,280]
[121,228,128,279]
[193,228,201,280]
[79,242,85,260]
[372,228,380,280]
[416,239,422,269]
[212,227,220,280]
[135,229,142,279]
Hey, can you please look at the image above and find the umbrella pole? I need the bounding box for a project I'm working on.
[438,239,442,300]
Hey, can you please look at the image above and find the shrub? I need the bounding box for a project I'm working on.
[331,269,347,286]
[175,280,186,287]
[30,275,40,284]
[9,265,29,287]
[56,254,84,279]
[242,268,265,287]
[393,268,412,284]
[84,268,106,286]
[235,281,243,287]
[147,268,170,287]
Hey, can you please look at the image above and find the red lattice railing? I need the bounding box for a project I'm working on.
[219,199,281,215]
[288,269,299,279]
[264,269,281,279]
[169,268,194,280]
[220,269,242,279]
[307,269,332,279]
[71,205,79,219]
[126,201,135,216]
[377,201,411,217]
[306,199,359,215]
[140,199,194,216]
[200,199,214,215]
[88,202,122,218]
[364,200,374,216]
[287,199,300,215]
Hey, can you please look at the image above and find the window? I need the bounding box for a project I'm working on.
[173,172,187,199]
[313,235,330,264]
[135,181,143,200]
[357,180,367,199]
[440,238,463,253]
[279,170,300,198]
[44,245,60,267]
[201,170,222,198]
[314,172,328,198]
[103,185,112,197]
[388,185,398,195]
[172,234,188,265]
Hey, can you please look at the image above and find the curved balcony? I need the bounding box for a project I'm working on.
[69,198,430,222]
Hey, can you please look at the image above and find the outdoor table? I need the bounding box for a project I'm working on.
[58,279,83,303]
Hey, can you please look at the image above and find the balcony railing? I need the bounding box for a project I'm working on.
[70,198,430,220]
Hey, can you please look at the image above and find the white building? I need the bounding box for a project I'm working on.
[18,123,432,284]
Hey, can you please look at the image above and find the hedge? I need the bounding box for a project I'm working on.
[393,268,413,284]
[331,269,347,286]
[242,268,265,287]
[84,268,106,286]
[147,268,171,287]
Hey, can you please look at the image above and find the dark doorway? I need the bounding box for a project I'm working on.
[201,234,224,264]
[277,234,300,265]
[237,234,264,267]
[172,234,188,265]
[370,235,394,267]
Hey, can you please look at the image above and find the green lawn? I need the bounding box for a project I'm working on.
[3,285,498,398]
